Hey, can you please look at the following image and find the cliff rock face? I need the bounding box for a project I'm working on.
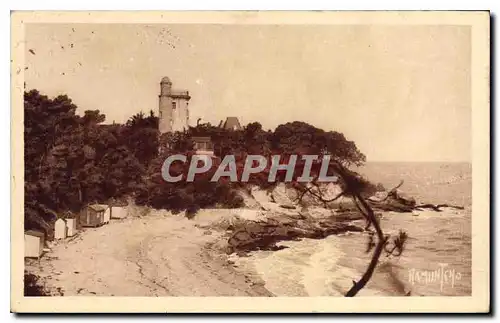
[270,183,296,209]
[225,187,366,254]
[237,188,262,209]
[226,209,364,254]
[225,185,449,255]
[249,186,298,215]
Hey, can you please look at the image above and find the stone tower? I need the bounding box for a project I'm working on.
[158,76,191,133]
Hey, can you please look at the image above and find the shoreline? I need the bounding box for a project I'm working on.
[24,187,469,297]
[227,208,470,297]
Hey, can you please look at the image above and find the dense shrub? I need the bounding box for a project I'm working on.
[24,273,49,296]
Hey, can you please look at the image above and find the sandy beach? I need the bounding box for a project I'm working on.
[25,212,272,297]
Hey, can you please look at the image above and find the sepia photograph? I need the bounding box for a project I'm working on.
[10,11,490,313]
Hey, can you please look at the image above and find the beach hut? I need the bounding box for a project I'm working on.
[80,204,107,227]
[54,218,67,239]
[65,218,77,237]
[98,204,111,224]
[25,230,45,258]
[110,206,128,219]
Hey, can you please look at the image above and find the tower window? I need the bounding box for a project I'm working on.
[172,102,177,110]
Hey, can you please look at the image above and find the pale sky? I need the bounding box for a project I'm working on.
[25,24,471,162]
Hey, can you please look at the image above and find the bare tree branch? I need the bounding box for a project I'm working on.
[377,179,404,202]
[293,182,345,206]
[326,160,396,297]
[291,158,408,297]
[345,194,387,297]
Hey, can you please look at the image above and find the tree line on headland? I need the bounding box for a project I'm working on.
[24,89,376,236]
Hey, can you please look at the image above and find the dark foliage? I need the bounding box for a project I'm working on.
[25,90,153,234]
[24,273,49,296]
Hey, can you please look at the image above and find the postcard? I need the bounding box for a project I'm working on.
[11,11,490,313]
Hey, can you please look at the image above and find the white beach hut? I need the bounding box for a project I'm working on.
[111,206,128,219]
[54,218,67,240]
[101,205,111,224]
[25,230,45,258]
[65,218,77,237]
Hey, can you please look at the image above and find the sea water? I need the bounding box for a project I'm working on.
[232,162,472,296]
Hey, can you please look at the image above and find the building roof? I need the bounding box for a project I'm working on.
[161,76,172,84]
[88,204,109,212]
[109,200,128,207]
[25,230,45,238]
[222,117,242,130]
[168,90,191,100]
